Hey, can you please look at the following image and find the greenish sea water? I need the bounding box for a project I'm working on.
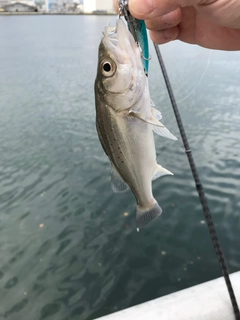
[0,15,240,320]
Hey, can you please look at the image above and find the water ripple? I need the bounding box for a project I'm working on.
[0,15,240,320]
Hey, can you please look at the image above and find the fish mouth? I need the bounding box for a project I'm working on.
[102,18,137,63]
[103,24,118,46]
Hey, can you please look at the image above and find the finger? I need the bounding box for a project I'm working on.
[129,0,199,19]
[149,27,180,44]
[146,8,182,30]
[114,0,118,13]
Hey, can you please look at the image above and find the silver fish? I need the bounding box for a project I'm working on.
[94,18,177,228]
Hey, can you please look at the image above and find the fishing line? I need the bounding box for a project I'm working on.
[178,50,212,104]
[153,43,240,320]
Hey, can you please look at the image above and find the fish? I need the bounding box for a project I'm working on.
[94,18,177,229]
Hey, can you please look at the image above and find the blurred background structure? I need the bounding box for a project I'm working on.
[0,0,115,13]
[83,0,114,14]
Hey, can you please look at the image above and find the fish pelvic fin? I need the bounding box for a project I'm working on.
[129,110,177,140]
[153,125,177,140]
[129,110,164,127]
[136,201,162,229]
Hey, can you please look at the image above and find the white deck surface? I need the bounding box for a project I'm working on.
[95,271,240,320]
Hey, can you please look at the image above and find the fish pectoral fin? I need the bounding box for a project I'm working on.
[151,107,162,120]
[111,164,129,193]
[152,165,173,181]
[136,201,162,228]
[129,110,177,140]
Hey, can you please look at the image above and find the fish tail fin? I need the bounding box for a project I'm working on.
[136,201,162,229]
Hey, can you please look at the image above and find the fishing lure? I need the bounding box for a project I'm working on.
[118,0,150,75]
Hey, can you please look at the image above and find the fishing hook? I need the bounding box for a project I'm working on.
[118,0,138,43]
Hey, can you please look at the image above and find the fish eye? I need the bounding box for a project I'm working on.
[101,59,116,77]
[103,62,111,72]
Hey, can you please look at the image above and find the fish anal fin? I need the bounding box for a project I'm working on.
[152,165,173,181]
[111,164,129,193]
[136,201,162,228]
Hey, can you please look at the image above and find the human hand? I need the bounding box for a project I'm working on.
[119,0,240,50]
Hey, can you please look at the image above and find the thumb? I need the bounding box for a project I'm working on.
[129,0,199,19]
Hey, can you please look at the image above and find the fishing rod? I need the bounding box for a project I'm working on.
[153,43,240,320]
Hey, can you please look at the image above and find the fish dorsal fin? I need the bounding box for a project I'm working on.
[111,164,129,193]
[129,110,177,140]
[152,164,173,181]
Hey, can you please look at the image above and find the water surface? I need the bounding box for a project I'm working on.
[0,15,240,320]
